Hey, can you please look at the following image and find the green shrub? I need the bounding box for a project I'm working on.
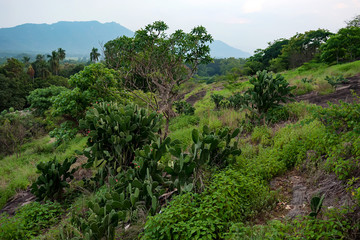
[141,168,270,240]
[210,94,224,110]
[80,102,162,179]
[244,70,296,120]
[0,201,63,240]
[315,96,360,134]
[50,63,126,143]
[27,86,68,116]
[251,125,273,146]
[31,156,77,201]
[325,75,349,88]
[0,110,45,157]
[173,100,195,115]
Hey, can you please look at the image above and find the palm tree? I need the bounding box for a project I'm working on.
[58,48,66,61]
[22,56,30,66]
[48,51,60,75]
[90,47,101,63]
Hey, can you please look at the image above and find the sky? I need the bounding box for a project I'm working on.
[0,0,359,54]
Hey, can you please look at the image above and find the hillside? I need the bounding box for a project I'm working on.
[0,21,250,58]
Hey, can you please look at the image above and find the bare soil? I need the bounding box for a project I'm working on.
[296,74,360,107]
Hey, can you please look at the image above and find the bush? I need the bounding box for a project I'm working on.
[0,110,45,157]
[0,201,63,240]
[27,86,68,116]
[80,102,162,178]
[173,100,195,115]
[31,157,77,201]
[244,70,296,119]
[141,168,270,240]
[50,63,126,143]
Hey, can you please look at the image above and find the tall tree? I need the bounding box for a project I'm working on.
[104,21,213,133]
[57,48,66,61]
[48,51,60,75]
[90,47,100,63]
[33,54,50,79]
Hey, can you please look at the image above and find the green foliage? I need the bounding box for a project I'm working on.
[173,100,195,115]
[52,63,122,121]
[324,75,348,88]
[226,216,349,240]
[321,27,360,63]
[315,95,360,133]
[0,109,45,157]
[104,21,213,121]
[244,70,295,120]
[0,201,63,240]
[210,94,224,109]
[27,86,68,116]
[80,102,162,178]
[49,121,78,146]
[141,168,269,240]
[309,194,325,218]
[31,156,77,201]
[50,63,125,143]
[72,199,121,240]
[166,126,241,193]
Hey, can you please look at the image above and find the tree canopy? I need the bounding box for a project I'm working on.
[104,21,213,128]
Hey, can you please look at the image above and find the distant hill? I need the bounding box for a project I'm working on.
[210,40,250,58]
[0,21,250,58]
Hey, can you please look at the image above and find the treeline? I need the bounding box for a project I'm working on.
[244,15,360,74]
[0,49,88,112]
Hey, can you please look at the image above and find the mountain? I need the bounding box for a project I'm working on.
[210,40,250,58]
[0,21,250,58]
[0,21,133,57]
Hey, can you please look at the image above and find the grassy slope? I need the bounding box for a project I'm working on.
[0,135,87,208]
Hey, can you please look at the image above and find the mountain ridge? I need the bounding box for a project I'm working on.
[0,21,250,58]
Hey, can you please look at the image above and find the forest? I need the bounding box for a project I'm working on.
[0,15,360,239]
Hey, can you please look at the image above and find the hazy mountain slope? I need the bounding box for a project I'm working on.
[0,21,133,56]
[0,21,250,58]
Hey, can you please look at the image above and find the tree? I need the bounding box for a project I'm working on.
[57,48,66,61]
[346,14,360,27]
[104,21,213,133]
[90,47,100,63]
[48,51,60,75]
[33,54,51,79]
[320,27,360,63]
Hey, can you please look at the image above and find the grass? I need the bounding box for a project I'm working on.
[282,60,360,84]
[0,135,87,209]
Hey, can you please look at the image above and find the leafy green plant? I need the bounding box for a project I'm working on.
[72,199,122,240]
[228,92,246,110]
[315,94,360,134]
[0,201,62,240]
[309,194,325,218]
[141,169,270,240]
[31,156,77,201]
[166,125,241,193]
[27,86,68,116]
[210,94,224,110]
[50,63,126,143]
[49,121,78,146]
[173,100,195,115]
[325,75,349,88]
[244,70,296,121]
[301,77,313,83]
[80,102,162,179]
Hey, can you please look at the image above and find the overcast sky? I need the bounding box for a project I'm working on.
[0,0,359,54]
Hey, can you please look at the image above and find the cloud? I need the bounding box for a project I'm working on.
[222,17,249,24]
[242,0,265,13]
[335,2,348,8]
